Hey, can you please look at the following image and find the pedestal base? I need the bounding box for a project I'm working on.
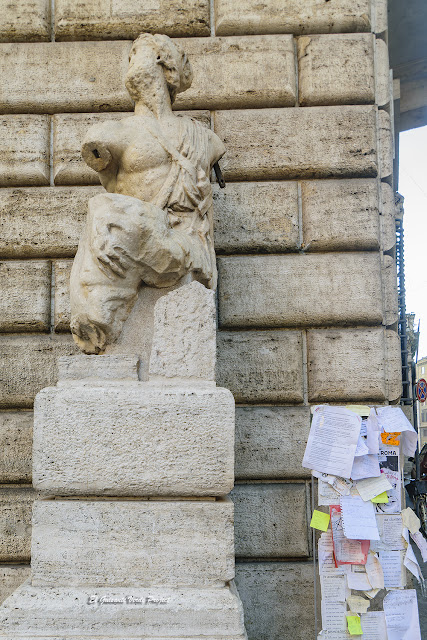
[0,582,247,639]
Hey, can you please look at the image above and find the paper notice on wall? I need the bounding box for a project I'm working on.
[378,550,406,588]
[303,406,361,478]
[401,507,421,535]
[356,475,392,502]
[383,589,421,640]
[403,527,422,582]
[319,531,344,575]
[376,445,401,514]
[321,574,348,602]
[354,433,369,457]
[321,599,347,633]
[319,478,341,506]
[340,495,379,540]
[365,551,384,589]
[350,454,381,481]
[411,530,427,562]
[376,406,417,457]
[330,505,370,565]
[346,568,372,591]
[360,611,388,640]
[346,595,369,614]
[365,409,380,455]
[371,514,404,552]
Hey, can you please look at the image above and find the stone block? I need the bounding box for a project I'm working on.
[0,582,246,637]
[0,42,132,114]
[0,260,51,332]
[0,186,101,258]
[382,255,398,327]
[298,34,375,106]
[53,259,72,332]
[380,183,397,253]
[301,179,380,251]
[174,35,296,110]
[235,407,311,480]
[55,0,210,39]
[218,253,383,328]
[32,499,234,588]
[0,412,32,483]
[149,282,216,381]
[379,110,393,180]
[214,106,378,180]
[376,38,391,107]
[0,115,49,186]
[0,0,50,42]
[0,335,78,408]
[215,0,373,36]
[232,483,309,557]
[58,355,139,382]
[235,562,316,640]
[53,111,210,185]
[217,330,304,403]
[0,565,30,605]
[307,327,391,402]
[213,181,299,253]
[33,383,235,496]
[0,486,36,562]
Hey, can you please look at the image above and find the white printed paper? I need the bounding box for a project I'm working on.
[356,474,392,502]
[403,527,422,582]
[321,599,347,632]
[346,569,372,591]
[376,445,401,514]
[321,574,348,602]
[383,589,421,640]
[371,514,404,551]
[379,550,406,588]
[411,530,427,562]
[319,478,341,506]
[354,433,369,457]
[340,495,380,540]
[376,406,417,456]
[303,406,361,478]
[365,551,384,589]
[365,409,380,455]
[360,611,388,640]
[350,454,381,481]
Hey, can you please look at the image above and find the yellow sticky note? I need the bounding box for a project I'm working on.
[310,510,330,532]
[346,615,363,636]
[346,405,371,417]
[371,491,389,504]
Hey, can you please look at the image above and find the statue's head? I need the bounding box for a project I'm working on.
[125,33,193,104]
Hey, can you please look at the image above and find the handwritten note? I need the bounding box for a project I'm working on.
[383,589,421,640]
[321,599,347,632]
[356,475,392,502]
[330,505,370,564]
[311,510,330,532]
[360,611,388,640]
[303,406,361,478]
[365,551,384,589]
[351,454,380,481]
[346,595,369,614]
[378,550,406,588]
[340,495,379,540]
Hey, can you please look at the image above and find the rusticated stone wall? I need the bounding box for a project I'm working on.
[0,1,399,638]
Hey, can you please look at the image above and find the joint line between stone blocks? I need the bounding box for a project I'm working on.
[297,181,303,250]
[293,37,299,107]
[302,329,308,406]
[49,116,54,187]
[209,0,216,37]
[50,0,55,42]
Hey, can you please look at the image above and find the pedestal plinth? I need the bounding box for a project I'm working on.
[0,283,247,639]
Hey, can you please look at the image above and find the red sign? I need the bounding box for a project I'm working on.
[416,378,427,403]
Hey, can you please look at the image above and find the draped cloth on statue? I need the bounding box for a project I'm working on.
[70,116,218,354]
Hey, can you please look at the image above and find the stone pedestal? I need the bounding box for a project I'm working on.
[0,283,247,639]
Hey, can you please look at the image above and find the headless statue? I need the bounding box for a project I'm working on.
[70,33,225,354]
